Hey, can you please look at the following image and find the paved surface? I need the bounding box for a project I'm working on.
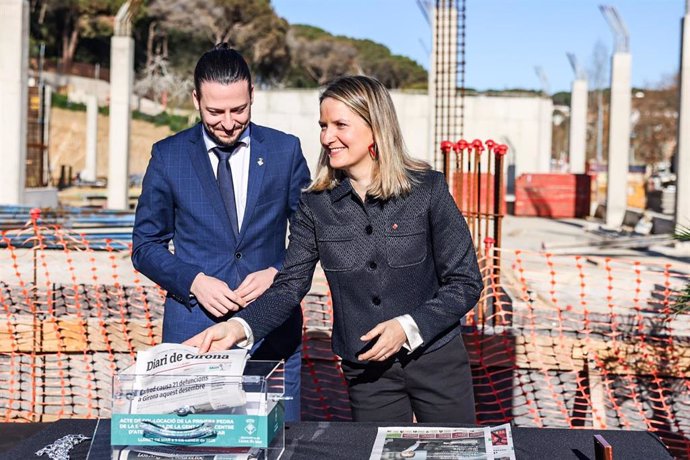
[499,216,690,333]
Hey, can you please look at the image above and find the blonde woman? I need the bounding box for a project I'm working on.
[185,75,482,423]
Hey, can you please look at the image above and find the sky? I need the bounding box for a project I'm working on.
[271,0,686,93]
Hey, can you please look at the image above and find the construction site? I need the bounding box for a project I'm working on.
[1,0,690,458]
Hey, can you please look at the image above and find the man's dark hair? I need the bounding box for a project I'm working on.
[194,43,252,96]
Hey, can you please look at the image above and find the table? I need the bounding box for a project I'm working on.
[0,419,673,459]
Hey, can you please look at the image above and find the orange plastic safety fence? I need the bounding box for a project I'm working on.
[493,247,690,458]
[1,224,689,457]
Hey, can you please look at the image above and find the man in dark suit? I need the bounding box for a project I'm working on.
[131,44,310,421]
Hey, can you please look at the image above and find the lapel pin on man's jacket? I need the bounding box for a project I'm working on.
[257,158,264,166]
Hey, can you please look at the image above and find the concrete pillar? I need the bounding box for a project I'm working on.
[676,5,690,231]
[83,94,98,182]
[107,36,134,209]
[0,0,28,205]
[537,97,554,172]
[605,52,632,227]
[42,84,52,186]
[569,79,588,174]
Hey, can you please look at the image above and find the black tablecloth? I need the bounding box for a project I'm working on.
[0,419,673,460]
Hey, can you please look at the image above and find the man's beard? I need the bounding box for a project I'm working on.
[202,121,246,148]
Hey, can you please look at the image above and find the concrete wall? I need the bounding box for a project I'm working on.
[252,89,552,179]
[460,95,553,178]
[24,187,58,207]
[42,73,110,105]
[42,71,174,117]
[46,73,553,182]
[52,72,554,178]
[56,72,553,179]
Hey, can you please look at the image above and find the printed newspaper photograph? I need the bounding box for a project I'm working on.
[369,425,516,460]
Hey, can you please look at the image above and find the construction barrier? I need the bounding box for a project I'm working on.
[1,215,689,457]
[514,173,592,218]
[441,139,508,257]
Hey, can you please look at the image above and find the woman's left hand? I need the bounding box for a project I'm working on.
[357,319,407,362]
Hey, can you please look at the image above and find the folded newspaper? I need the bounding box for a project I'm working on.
[369,424,516,460]
[113,445,262,460]
[118,343,250,415]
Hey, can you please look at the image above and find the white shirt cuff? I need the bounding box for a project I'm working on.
[396,314,424,352]
[229,318,254,349]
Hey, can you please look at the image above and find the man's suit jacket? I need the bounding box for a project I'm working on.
[132,122,310,345]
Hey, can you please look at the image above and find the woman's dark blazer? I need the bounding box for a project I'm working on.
[236,169,483,363]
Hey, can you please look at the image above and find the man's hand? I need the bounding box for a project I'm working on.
[190,273,246,317]
[183,321,247,352]
[235,267,278,304]
[357,319,407,362]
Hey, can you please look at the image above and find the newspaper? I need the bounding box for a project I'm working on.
[488,425,516,460]
[369,424,516,460]
[118,343,249,415]
[113,445,263,459]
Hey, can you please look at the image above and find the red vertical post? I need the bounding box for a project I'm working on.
[456,139,468,212]
[484,140,495,248]
[493,144,508,257]
[471,139,483,248]
[440,140,453,180]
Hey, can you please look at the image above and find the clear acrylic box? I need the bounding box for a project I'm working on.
[107,360,286,460]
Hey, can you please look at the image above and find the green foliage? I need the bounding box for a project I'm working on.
[552,91,571,106]
[350,38,427,89]
[132,111,194,132]
[51,92,86,111]
[146,0,291,85]
[482,88,543,96]
[672,286,690,316]
[631,78,679,165]
[282,66,320,89]
[290,24,331,40]
[289,25,427,89]
[51,92,193,132]
[32,0,428,89]
[348,38,390,62]
[162,31,209,79]
[73,38,111,65]
[31,0,125,67]
[676,226,690,242]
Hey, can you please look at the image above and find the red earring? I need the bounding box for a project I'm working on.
[368,143,378,160]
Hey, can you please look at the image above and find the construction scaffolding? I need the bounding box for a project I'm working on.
[432,0,466,169]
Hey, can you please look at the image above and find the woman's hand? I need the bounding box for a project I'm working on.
[182,321,247,353]
[235,267,278,304]
[357,319,407,362]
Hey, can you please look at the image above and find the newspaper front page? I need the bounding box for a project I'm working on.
[110,344,274,459]
[369,424,516,460]
[118,343,249,415]
[113,445,262,459]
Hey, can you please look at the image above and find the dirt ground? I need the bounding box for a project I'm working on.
[49,107,174,180]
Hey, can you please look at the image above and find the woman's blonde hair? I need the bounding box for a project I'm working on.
[309,75,429,199]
